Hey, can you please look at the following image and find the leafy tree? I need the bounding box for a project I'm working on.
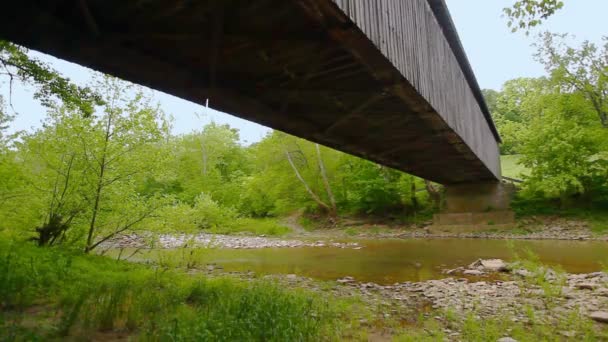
[535,33,608,127]
[519,92,607,206]
[0,41,102,116]
[19,108,90,245]
[504,0,564,34]
[487,78,551,154]
[80,77,170,252]
[174,122,250,207]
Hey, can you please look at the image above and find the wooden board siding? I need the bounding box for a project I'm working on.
[331,0,501,178]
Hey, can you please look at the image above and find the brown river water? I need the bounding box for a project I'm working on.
[115,238,608,285]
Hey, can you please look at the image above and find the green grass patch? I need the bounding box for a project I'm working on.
[394,308,605,342]
[297,215,322,232]
[209,218,290,236]
[571,210,608,234]
[0,238,338,341]
[550,208,608,234]
[501,154,529,180]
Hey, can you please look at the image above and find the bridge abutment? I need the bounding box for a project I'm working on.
[432,181,515,232]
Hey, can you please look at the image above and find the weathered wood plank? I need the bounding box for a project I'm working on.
[330,0,500,178]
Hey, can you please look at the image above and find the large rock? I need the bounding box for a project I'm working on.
[589,311,608,323]
[469,259,508,272]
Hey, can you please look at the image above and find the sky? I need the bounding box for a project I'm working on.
[3,1,607,143]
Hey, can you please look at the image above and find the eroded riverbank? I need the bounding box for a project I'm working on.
[193,260,608,340]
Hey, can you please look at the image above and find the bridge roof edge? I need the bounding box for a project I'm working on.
[426,0,501,143]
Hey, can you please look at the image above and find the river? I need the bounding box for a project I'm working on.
[114,238,608,284]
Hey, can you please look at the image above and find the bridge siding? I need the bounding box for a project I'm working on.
[332,0,500,178]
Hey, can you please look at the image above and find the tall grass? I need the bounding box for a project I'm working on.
[0,238,336,340]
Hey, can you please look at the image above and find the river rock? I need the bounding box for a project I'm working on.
[444,267,464,275]
[497,337,517,342]
[560,331,576,338]
[586,272,605,278]
[469,259,508,272]
[464,270,484,276]
[513,269,532,278]
[481,259,508,272]
[496,337,517,342]
[589,311,608,323]
[576,283,598,290]
[337,276,355,284]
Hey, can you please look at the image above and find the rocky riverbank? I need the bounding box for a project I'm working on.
[330,216,608,241]
[197,258,608,338]
[100,232,362,250]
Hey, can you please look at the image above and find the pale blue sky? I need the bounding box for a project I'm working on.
[3,1,607,143]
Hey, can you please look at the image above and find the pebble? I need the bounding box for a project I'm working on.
[576,283,597,290]
[497,338,517,342]
[102,232,364,250]
[463,269,484,276]
[589,311,608,323]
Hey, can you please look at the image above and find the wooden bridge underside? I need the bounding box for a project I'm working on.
[0,0,501,184]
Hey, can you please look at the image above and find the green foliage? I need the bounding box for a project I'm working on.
[535,33,608,128]
[191,193,238,230]
[0,41,102,116]
[518,92,606,202]
[0,239,336,340]
[212,218,290,236]
[486,77,550,154]
[503,0,564,34]
[489,34,608,212]
[394,306,605,342]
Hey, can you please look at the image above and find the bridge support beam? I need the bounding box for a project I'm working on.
[432,181,515,232]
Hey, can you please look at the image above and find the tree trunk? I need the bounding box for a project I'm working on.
[589,96,608,128]
[315,144,337,216]
[85,113,112,253]
[200,138,208,175]
[410,178,418,210]
[285,150,332,213]
[425,180,442,210]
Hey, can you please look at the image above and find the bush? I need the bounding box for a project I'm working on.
[192,193,238,229]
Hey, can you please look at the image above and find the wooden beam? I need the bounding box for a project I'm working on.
[323,93,385,134]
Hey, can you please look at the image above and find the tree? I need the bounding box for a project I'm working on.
[285,146,335,216]
[519,92,607,206]
[81,77,170,252]
[486,78,551,154]
[504,0,564,34]
[535,33,608,128]
[0,41,102,116]
[173,122,249,207]
[19,108,90,245]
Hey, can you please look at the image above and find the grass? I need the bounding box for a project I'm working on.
[394,307,605,342]
[0,238,339,341]
[209,217,291,236]
[567,210,608,234]
[501,154,529,180]
[394,248,607,341]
